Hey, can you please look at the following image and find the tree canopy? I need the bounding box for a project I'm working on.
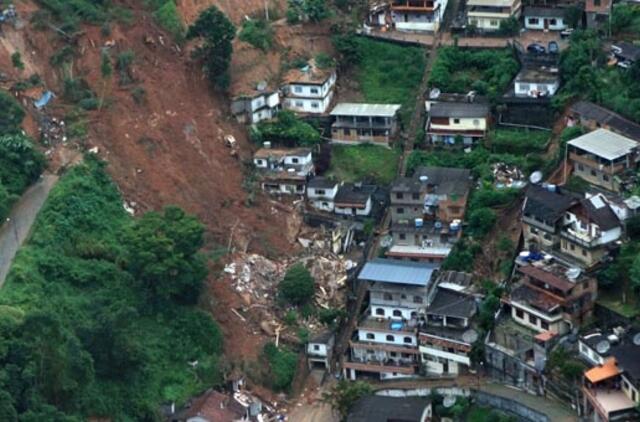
[0,91,25,134]
[187,6,235,88]
[279,263,315,306]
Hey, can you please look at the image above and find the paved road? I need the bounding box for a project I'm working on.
[0,174,58,287]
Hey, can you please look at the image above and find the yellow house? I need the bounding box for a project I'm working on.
[466,0,522,31]
[426,101,490,146]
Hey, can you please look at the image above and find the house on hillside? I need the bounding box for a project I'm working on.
[585,0,612,30]
[425,100,490,146]
[253,147,314,195]
[567,128,640,192]
[281,60,336,115]
[387,167,471,262]
[307,331,335,371]
[344,259,439,381]
[513,65,560,98]
[307,177,340,212]
[523,7,568,30]
[389,0,449,32]
[568,101,640,141]
[334,183,375,218]
[466,0,522,31]
[330,103,402,147]
[611,42,640,68]
[347,395,433,422]
[230,82,280,124]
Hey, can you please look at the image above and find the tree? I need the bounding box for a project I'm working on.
[187,6,235,88]
[254,110,321,147]
[11,52,24,71]
[630,254,640,292]
[0,91,25,134]
[468,207,496,238]
[262,343,298,391]
[322,380,372,419]
[279,263,315,306]
[563,5,583,29]
[99,51,112,110]
[124,206,208,307]
[304,0,331,22]
[498,16,520,36]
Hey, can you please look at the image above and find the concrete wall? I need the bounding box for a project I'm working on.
[357,328,417,346]
[572,160,620,192]
[524,16,566,30]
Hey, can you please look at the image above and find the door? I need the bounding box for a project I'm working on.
[544,19,549,30]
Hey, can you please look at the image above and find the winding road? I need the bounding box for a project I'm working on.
[0,174,58,287]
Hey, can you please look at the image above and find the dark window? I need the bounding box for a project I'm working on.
[403,337,412,344]
[413,296,423,303]
[412,192,420,200]
[541,321,549,330]
[549,18,557,25]
[529,314,537,325]
[578,164,584,171]
[453,118,460,124]
[390,352,397,357]
[516,308,524,318]
[366,333,375,340]
[386,335,395,342]
[396,193,404,199]
[393,310,402,317]
[591,169,597,176]
[603,174,609,182]
[397,207,405,214]
[292,158,299,164]
[582,248,587,256]
[316,189,326,195]
[594,0,601,6]
[314,345,320,351]
[376,308,385,316]
[399,233,406,240]
[383,293,392,300]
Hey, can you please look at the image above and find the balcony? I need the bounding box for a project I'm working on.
[350,340,420,354]
[560,228,599,249]
[391,0,436,11]
[343,359,418,375]
[569,152,626,175]
[582,386,637,421]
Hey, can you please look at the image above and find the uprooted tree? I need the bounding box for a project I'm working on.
[186,6,235,89]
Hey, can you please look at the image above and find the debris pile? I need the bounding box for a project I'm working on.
[39,116,67,146]
[492,162,526,189]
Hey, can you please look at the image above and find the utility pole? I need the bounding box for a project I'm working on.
[265,0,269,21]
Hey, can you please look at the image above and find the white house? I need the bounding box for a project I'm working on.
[307,331,335,370]
[307,177,340,212]
[514,67,559,98]
[231,86,280,124]
[334,183,374,217]
[253,147,314,195]
[523,7,568,31]
[389,0,449,32]
[282,60,336,115]
[466,0,522,31]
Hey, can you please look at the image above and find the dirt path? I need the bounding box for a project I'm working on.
[0,174,58,287]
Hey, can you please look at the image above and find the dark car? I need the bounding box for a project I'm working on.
[548,41,559,54]
[527,43,546,54]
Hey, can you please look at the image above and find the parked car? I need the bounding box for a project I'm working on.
[527,43,546,54]
[548,41,559,54]
[560,28,574,38]
[618,60,632,69]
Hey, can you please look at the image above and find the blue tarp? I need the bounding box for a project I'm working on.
[34,91,55,109]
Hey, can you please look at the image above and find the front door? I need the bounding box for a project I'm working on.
[544,19,549,29]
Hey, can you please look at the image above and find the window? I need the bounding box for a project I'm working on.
[578,164,584,171]
[400,294,406,299]
[294,86,302,93]
[529,314,537,325]
[470,19,478,26]
[519,83,530,92]
[366,333,375,340]
[490,19,498,26]
[412,192,420,200]
[528,18,539,25]
[376,308,385,316]
[393,310,402,317]
[582,248,587,257]
[383,293,392,300]
[591,169,597,176]
[310,88,319,94]
[386,335,395,342]
[516,308,524,319]
[256,159,264,166]
[311,102,319,109]
[396,193,404,200]
[291,158,299,164]
[390,352,397,357]
[453,118,461,125]
[397,208,405,214]
[314,345,320,351]
[399,233,406,240]
[603,174,609,182]
[549,18,557,25]
[594,0,601,6]
[316,189,326,195]
[570,243,575,251]
[295,101,304,108]
[403,337,412,344]
[541,321,549,330]
[413,296,423,303]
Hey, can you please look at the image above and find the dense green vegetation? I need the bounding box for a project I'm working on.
[252,111,321,147]
[0,91,25,134]
[322,381,373,419]
[35,0,132,32]
[333,35,426,124]
[262,343,298,391]
[327,144,400,185]
[0,158,223,420]
[187,6,236,88]
[429,47,519,100]
[148,0,185,40]
[287,0,331,23]
[239,18,274,51]
[279,263,316,306]
[611,3,640,36]
[487,128,550,155]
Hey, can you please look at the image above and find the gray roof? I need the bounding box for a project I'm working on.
[308,176,338,189]
[358,258,439,286]
[574,195,621,231]
[330,103,402,117]
[568,128,638,160]
[612,42,640,62]
[430,102,490,119]
[426,289,477,319]
[570,101,640,141]
[524,185,578,223]
[334,183,375,207]
[392,167,472,196]
[524,6,565,17]
[348,396,431,422]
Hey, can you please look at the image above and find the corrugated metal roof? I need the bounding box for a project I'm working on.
[568,128,638,160]
[358,258,438,286]
[330,103,402,117]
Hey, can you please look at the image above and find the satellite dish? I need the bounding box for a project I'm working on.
[529,171,543,184]
[256,80,267,91]
[429,88,441,99]
[462,329,479,344]
[633,333,640,346]
[596,340,611,354]
[442,396,457,408]
[566,268,581,280]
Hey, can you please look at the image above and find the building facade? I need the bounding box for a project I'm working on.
[425,100,490,146]
[282,61,337,114]
[330,103,402,146]
[523,7,567,30]
[466,0,522,31]
[253,147,314,195]
[231,90,280,124]
[390,0,449,32]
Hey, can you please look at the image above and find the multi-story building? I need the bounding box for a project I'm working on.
[389,0,449,32]
[307,331,335,371]
[522,185,578,251]
[522,7,568,31]
[282,60,336,115]
[567,128,639,193]
[466,0,522,31]
[253,147,314,195]
[330,103,402,147]
[559,195,622,268]
[585,0,612,30]
[387,167,471,262]
[568,101,640,142]
[307,177,340,212]
[425,100,490,146]
[582,357,639,422]
[230,83,280,124]
[344,259,439,380]
[505,261,597,336]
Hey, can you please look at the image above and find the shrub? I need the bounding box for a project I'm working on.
[153,1,185,40]
[279,263,315,306]
[322,380,372,419]
[116,50,136,85]
[11,52,24,70]
[0,91,25,134]
[131,86,146,104]
[239,19,273,51]
[315,52,334,69]
[254,111,321,147]
[263,343,298,391]
[468,207,497,238]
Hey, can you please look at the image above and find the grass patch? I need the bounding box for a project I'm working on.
[487,128,550,154]
[35,0,132,32]
[239,18,273,51]
[429,46,519,100]
[327,144,400,185]
[149,0,185,40]
[597,285,640,318]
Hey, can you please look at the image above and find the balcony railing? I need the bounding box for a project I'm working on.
[560,229,599,248]
[391,0,435,10]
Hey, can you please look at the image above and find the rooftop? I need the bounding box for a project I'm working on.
[254,147,312,159]
[358,258,439,286]
[612,42,640,61]
[612,342,640,381]
[392,167,472,196]
[584,388,636,415]
[347,395,431,422]
[517,264,576,293]
[330,103,402,117]
[523,6,566,17]
[523,185,578,223]
[386,244,453,259]
[334,183,375,208]
[570,195,621,231]
[308,176,338,190]
[429,102,490,119]
[568,128,638,161]
[510,283,562,314]
[585,358,621,383]
[570,101,640,141]
[516,67,559,84]
[426,289,477,319]
[435,270,474,293]
[467,0,516,7]
[283,60,335,86]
